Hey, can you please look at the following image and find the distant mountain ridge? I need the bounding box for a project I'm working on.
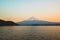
[0,17,60,26]
[17,20,49,24]
[17,17,60,26]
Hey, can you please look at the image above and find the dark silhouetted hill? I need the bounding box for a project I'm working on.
[0,19,18,26]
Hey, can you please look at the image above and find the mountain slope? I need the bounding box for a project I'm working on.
[17,17,60,26]
[0,19,18,26]
[17,19,50,24]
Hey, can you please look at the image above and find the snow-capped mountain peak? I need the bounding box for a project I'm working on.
[17,17,49,25]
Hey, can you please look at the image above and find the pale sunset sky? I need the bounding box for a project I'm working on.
[0,0,60,22]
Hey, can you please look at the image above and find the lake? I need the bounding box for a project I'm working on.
[0,26,60,40]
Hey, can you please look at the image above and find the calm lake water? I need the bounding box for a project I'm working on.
[0,26,60,40]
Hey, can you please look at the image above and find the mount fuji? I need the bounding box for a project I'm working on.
[17,17,60,26]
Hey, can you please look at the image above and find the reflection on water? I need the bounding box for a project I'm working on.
[0,26,60,40]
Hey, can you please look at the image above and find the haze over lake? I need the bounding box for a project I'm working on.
[0,26,60,40]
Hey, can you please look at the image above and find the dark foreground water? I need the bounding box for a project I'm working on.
[0,26,60,40]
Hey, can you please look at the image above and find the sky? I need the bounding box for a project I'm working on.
[0,0,60,22]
